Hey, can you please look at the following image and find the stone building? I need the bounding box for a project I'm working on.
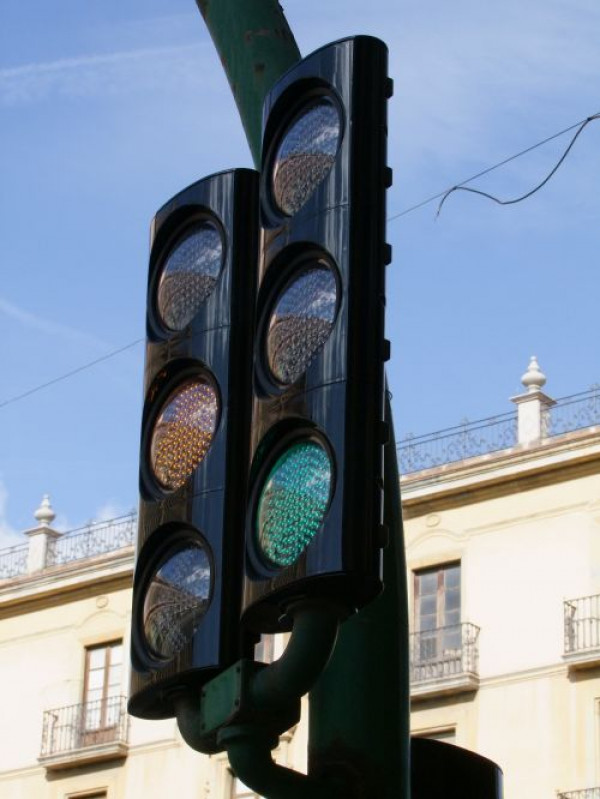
[401,358,600,799]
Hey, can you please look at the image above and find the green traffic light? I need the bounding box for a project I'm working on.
[256,440,332,567]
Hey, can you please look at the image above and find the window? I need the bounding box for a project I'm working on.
[414,563,461,660]
[82,641,123,744]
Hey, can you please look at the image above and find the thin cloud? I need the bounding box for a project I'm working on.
[0,480,20,550]
[0,44,215,107]
[0,295,109,351]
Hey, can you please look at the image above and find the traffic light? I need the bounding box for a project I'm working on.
[242,37,392,633]
[129,169,259,720]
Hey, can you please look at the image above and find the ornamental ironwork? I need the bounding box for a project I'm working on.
[564,594,600,655]
[0,543,28,580]
[398,384,600,474]
[548,386,600,437]
[398,414,517,474]
[46,513,136,568]
[410,622,480,684]
[40,696,128,757]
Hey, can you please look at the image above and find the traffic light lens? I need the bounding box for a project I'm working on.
[143,542,212,659]
[157,221,223,331]
[266,264,337,385]
[257,440,332,567]
[272,98,341,216]
[150,377,219,491]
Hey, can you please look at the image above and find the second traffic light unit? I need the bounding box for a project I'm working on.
[243,36,392,632]
[129,169,258,719]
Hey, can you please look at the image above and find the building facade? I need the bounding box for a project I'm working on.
[0,504,306,799]
[401,359,600,799]
[0,358,599,798]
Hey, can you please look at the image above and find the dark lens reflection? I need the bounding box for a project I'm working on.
[143,543,212,659]
[272,99,341,216]
[157,221,223,331]
[266,264,337,385]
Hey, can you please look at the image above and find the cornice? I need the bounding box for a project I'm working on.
[0,550,134,616]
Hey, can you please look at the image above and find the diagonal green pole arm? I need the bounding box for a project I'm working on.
[194,0,300,167]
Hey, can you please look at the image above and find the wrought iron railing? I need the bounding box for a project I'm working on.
[557,789,600,799]
[398,413,517,474]
[410,622,480,685]
[564,594,600,655]
[398,385,600,474]
[0,542,28,580]
[550,386,600,437]
[40,696,128,757]
[46,513,136,567]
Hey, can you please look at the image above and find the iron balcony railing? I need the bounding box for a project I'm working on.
[564,594,600,655]
[45,513,136,567]
[410,622,480,684]
[40,696,128,758]
[0,542,28,580]
[398,385,600,474]
[558,789,600,799]
[398,412,517,474]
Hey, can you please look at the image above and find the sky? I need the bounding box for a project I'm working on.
[0,0,599,545]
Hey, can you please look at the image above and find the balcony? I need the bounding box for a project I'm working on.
[558,790,600,799]
[39,696,128,770]
[410,622,480,700]
[563,594,600,669]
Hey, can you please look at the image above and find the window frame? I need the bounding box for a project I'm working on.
[81,639,123,743]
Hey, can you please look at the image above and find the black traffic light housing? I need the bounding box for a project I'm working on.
[129,169,258,720]
[242,37,392,633]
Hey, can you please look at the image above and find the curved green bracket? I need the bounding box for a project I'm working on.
[195,0,300,166]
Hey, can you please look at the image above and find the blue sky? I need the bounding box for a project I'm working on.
[1,0,599,544]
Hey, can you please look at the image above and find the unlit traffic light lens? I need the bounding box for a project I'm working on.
[150,377,219,491]
[272,98,341,216]
[157,221,223,331]
[256,440,332,567]
[266,263,338,385]
[143,542,212,659]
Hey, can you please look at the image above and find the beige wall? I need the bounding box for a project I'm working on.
[405,445,600,798]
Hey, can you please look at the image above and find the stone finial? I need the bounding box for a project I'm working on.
[521,356,546,393]
[33,494,56,528]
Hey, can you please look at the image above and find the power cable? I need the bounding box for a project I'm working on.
[0,338,143,410]
[388,111,600,221]
[436,114,600,216]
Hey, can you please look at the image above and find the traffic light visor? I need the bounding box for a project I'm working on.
[143,541,212,660]
[157,220,223,331]
[256,439,333,568]
[271,97,341,216]
[150,376,219,491]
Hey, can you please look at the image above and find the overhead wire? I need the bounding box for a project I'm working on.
[0,338,143,410]
[388,111,600,221]
[435,114,600,216]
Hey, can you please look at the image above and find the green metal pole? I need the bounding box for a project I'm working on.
[195,4,409,797]
[308,390,410,798]
[194,0,300,166]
